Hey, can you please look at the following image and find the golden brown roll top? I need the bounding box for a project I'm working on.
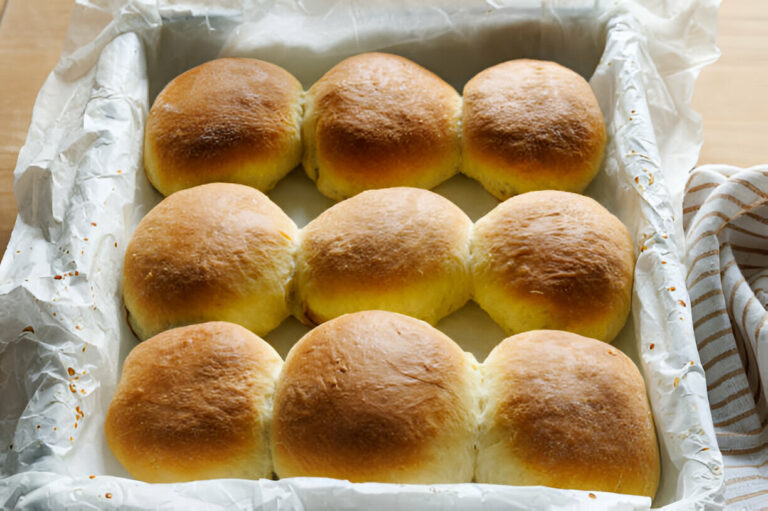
[477,330,660,498]
[122,183,298,339]
[144,58,303,195]
[302,52,462,200]
[471,190,634,343]
[105,322,283,483]
[293,187,472,326]
[462,59,606,199]
[271,311,479,483]
[142,56,605,200]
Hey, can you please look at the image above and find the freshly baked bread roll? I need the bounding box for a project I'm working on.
[471,190,634,343]
[123,183,298,339]
[293,187,472,326]
[144,58,303,195]
[105,322,283,483]
[462,59,606,199]
[271,311,479,483]
[302,53,462,200]
[477,330,660,497]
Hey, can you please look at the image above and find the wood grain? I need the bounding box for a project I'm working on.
[692,0,768,167]
[0,0,767,257]
[0,0,75,255]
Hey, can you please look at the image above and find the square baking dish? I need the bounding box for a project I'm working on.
[0,0,723,508]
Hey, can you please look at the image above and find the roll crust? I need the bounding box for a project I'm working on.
[303,53,461,200]
[144,58,303,195]
[105,322,283,482]
[123,183,298,339]
[462,59,606,199]
[477,330,660,497]
[271,311,478,483]
[294,187,472,325]
[471,190,634,343]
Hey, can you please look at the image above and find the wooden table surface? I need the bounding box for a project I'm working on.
[0,0,766,256]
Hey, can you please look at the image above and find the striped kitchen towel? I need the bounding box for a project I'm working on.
[684,165,768,509]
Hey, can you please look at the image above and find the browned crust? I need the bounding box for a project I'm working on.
[144,58,303,194]
[271,311,473,481]
[122,183,298,339]
[462,59,606,194]
[299,187,471,292]
[305,53,460,194]
[483,330,660,496]
[104,322,283,482]
[472,190,634,325]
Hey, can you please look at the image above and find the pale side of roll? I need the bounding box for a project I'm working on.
[477,330,660,498]
[123,183,298,339]
[293,187,472,326]
[471,190,634,343]
[303,52,462,200]
[462,59,606,199]
[144,58,303,196]
[105,322,283,483]
[271,311,479,483]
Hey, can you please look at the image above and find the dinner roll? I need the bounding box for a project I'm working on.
[462,59,606,199]
[471,190,634,343]
[293,187,472,326]
[123,183,298,339]
[271,311,479,483]
[302,52,462,200]
[144,58,303,195]
[105,322,283,483]
[477,330,660,497]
